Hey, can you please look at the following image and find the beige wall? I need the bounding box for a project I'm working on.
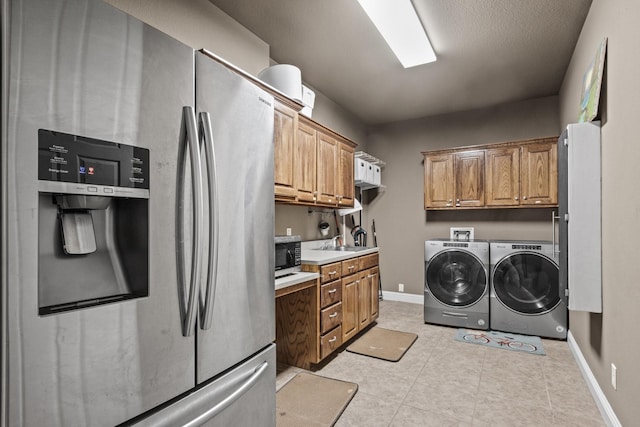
[559,0,640,424]
[104,0,369,243]
[365,96,560,296]
[105,0,368,141]
[104,0,270,75]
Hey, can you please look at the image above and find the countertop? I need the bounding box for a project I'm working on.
[300,247,379,265]
[275,271,319,292]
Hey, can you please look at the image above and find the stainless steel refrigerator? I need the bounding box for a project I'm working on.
[1,0,276,425]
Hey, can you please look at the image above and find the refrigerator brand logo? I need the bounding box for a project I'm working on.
[258,96,272,107]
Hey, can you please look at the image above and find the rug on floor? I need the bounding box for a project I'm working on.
[346,327,418,362]
[455,329,545,355]
[276,372,358,427]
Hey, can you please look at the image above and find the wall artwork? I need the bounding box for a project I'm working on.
[578,37,607,123]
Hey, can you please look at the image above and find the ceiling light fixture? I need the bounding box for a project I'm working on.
[357,0,436,68]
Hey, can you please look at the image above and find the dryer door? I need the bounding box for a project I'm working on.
[492,253,560,314]
[426,250,487,307]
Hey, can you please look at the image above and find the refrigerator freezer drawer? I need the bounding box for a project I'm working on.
[134,344,276,427]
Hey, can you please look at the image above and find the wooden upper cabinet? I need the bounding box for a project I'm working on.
[455,150,484,207]
[274,101,298,200]
[520,140,557,206]
[486,146,520,206]
[423,136,558,210]
[316,131,338,205]
[424,154,454,208]
[295,119,318,203]
[337,141,355,206]
[272,95,357,207]
[423,151,483,208]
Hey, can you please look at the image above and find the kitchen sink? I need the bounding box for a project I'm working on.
[313,246,372,252]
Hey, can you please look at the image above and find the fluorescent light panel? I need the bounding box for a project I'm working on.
[357,0,436,68]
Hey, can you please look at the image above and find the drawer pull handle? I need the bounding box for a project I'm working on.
[328,270,337,275]
[328,337,337,343]
[328,289,337,294]
[329,312,338,318]
[348,265,355,270]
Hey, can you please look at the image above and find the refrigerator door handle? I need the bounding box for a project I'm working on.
[184,361,269,427]
[198,112,219,330]
[177,106,204,337]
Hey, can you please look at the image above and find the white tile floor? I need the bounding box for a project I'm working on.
[276,300,605,427]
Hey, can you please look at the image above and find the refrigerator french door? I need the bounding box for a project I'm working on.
[1,0,275,426]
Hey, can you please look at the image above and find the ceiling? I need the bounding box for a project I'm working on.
[208,0,592,126]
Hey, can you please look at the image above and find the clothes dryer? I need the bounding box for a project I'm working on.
[490,241,567,339]
[424,239,489,329]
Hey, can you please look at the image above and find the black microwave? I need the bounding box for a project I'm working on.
[275,235,301,278]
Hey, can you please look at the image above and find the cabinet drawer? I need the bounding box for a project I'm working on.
[320,302,342,334]
[320,281,342,309]
[341,258,359,276]
[320,325,343,360]
[359,253,379,270]
[320,262,342,283]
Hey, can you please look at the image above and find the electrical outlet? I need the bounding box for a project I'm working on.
[450,227,474,241]
[398,283,404,292]
[611,363,617,390]
[286,227,292,236]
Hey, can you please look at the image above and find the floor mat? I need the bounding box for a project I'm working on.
[455,329,545,355]
[346,327,418,362]
[276,372,358,427]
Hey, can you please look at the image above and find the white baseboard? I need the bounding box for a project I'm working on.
[381,291,424,305]
[567,331,621,427]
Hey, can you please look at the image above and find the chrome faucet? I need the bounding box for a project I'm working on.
[322,235,342,249]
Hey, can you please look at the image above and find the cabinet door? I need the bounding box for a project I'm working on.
[317,131,338,205]
[295,120,318,203]
[521,141,557,206]
[274,101,298,200]
[337,141,354,207]
[424,154,454,208]
[342,275,359,342]
[357,272,370,328]
[369,268,379,321]
[486,147,519,206]
[454,150,485,207]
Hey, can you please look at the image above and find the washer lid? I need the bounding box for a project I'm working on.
[492,253,560,314]
[426,250,487,307]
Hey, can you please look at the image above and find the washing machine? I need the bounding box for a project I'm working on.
[490,241,567,339]
[424,239,489,329]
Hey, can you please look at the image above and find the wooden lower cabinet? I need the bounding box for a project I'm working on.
[320,326,342,360]
[369,267,379,319]
[341,253,379,344]
[341,274,359,342]
[290,251,379,368]
[357,272,371,328]
[275,279,318,370]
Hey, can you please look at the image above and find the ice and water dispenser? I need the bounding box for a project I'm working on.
[37,130,149,315]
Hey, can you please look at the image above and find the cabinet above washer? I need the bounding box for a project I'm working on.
[422,136,558,210]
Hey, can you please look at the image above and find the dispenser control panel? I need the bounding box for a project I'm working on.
[38,129,149,189]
